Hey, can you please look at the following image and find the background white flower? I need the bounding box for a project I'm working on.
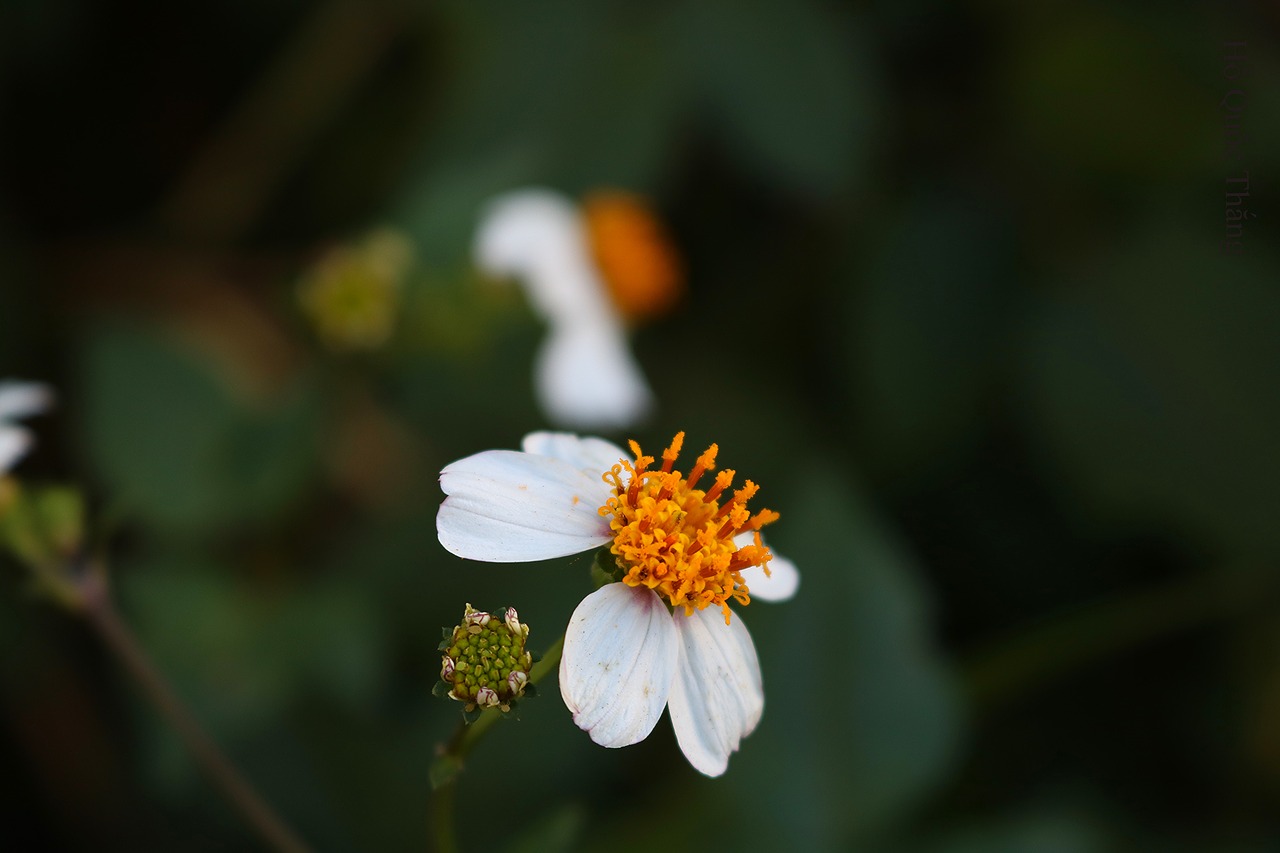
[0,381,54,474]
[535,323,652,433]
[437,431,799,776]
[473,189,656,431]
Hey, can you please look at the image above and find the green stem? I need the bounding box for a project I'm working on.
[430,781,458,853]
[961,568,1277,711]
[78,568,314,853]
[430,634,565,852]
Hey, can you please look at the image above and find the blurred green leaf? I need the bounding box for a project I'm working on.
[1019,223,1280,559]
[1003,10,1213,181]
[678,0,877,195]
[713,465,964,848]
[79,326,319,535]
[80,327,236,532]
[225,385,323,525]
[849,191,1015,483]
[913,811,1111,853]
[118,552,388,774]
[394,143,547,269]
[506,803,585,853]
[395,0,687,265]
[541,19,687,192]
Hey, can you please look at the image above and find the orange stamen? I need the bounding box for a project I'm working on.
[598,434,776,625]
[661,432,684,473]
[704,469,734,503]
[686,445,717,490]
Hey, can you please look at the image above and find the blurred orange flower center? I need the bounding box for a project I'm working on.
[599,432,778,624]
[583,191,683,324]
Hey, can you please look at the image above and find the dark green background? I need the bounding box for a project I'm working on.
[2,0,1278,850]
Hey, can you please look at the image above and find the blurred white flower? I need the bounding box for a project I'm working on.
[535,323,652,432]
[474,189,682,432]
[0,381,53,474]
[436,430,798,776]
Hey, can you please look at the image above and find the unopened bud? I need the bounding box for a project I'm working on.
[437,602,535,714]
[504,606,526,637]
[475,686,499,708]
[297,228,411,352]
[507,670,527,694]
[0,482,87,610]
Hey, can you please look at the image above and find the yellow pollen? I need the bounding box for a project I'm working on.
[582,191,683,324]
[598,432,778,624]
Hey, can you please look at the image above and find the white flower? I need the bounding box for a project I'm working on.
[436,431,799,776]
[534,322,651,432]
[474,191,616,328]
[0,381,53,474]
[474,189,680,432]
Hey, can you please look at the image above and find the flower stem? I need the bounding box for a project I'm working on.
[430,634,565,852]
[77,567,313,853]
[429,782,458,853]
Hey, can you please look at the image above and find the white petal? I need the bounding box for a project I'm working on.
[667,607,764,777]
[0,381,53,423]
[520,432,630,475]
[733,532,800,603]
[535,323,653,431]
[0,427,32,474]
[560,584,679,747]
[473,189,613,327]
[437,450,612,562]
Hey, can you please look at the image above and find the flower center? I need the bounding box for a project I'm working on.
[599,432,779,624]
[583,191,683,324]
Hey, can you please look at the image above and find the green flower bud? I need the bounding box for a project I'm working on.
[297,228,411,352]
[438,604,533,714]
[0,481,88,610]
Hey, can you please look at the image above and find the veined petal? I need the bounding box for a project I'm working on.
[0,382,53,423]
[667,606,764,777]
[535,322,653,431]
[437,450,612,562]
[733,532,800,603]
[560,584,679,748]
[521,432,630,475]
[474,189,613,327]
[0,427,32,474]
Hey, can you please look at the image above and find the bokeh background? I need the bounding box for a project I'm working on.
[3,0,1280,850]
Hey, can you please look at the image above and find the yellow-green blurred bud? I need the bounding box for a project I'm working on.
[298,228,413,351]
[0,481,87,609]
